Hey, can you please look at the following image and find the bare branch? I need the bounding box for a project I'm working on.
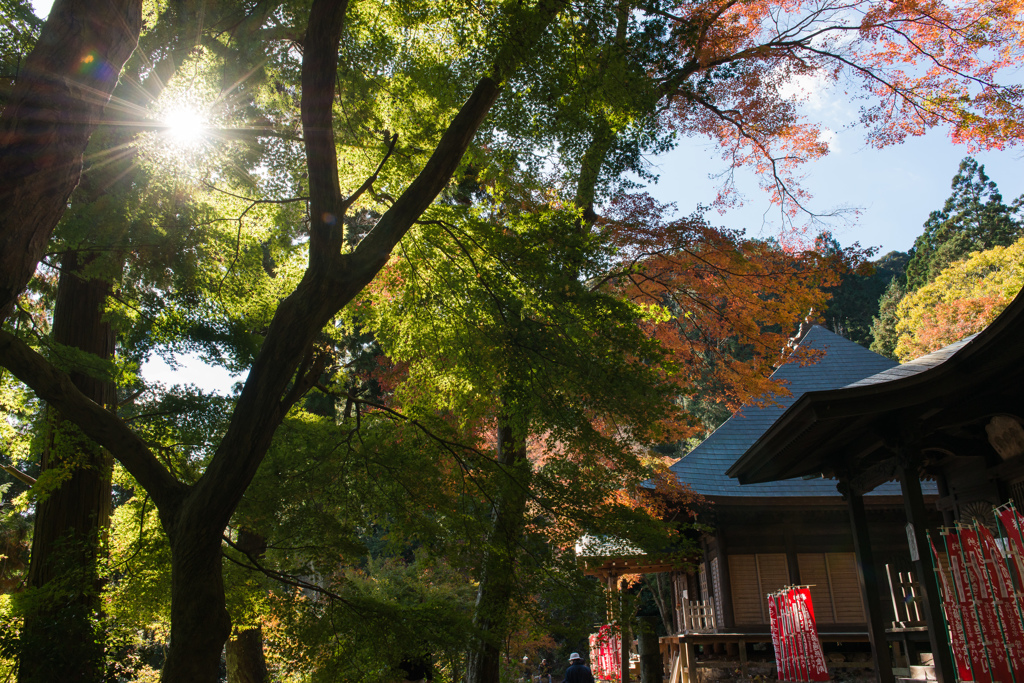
[1,464,35,486]
[222,534,363,611]
[340,132,399,213]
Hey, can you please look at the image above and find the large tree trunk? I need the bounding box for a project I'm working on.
[227,529,270,683]
[161,516,232,682]
[636,616,662,683]
[465,420,530,683]
[0,0,141,322]
[18,252,114,683]
[227,628,270,683]
[0,3,569,681]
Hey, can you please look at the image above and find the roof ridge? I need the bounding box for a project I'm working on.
[670,323,898,498]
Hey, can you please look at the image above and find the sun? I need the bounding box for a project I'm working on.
[143,95,219,177]
[162,106,207,146]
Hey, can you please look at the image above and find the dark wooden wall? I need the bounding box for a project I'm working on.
[683,498,940,633]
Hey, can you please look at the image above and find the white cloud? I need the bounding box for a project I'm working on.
[820,127,840,153]
[778,71,831,111]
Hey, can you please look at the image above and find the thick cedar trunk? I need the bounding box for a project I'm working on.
[465,420,530,683]
[226,529,270,683]
[637,616,662,683]
[0,0,141,321]
[18,252,114,683]
[14,8,232,674]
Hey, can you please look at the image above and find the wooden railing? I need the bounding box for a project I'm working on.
[886,564,926,628]
[676,598,717,633]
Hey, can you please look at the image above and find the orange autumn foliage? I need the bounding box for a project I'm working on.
[625,455,707,523]
[655,0,1024,218]
[898,296,1007,359]
[600,193,867,437]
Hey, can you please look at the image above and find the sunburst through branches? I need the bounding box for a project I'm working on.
[162,106,207,147]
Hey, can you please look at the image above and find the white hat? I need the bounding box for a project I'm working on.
[569,653,582,662]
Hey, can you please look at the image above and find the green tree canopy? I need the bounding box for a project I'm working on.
[1,1,1024,681]
[869,158,1023,358]
[905,158,1023,291]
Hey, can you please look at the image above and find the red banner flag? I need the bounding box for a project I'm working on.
[929,533,975,683]
[767,587,832,682]
[780,592,796,682]
[977,523,1024,680]
[960,526,1014,683]
[794,587,830,681]
[770,591,797,681]
[787,589,809,681]
[996,505,1024,593]
[769,591,785,679]
[590,625,619,681]
[946,530,992,683]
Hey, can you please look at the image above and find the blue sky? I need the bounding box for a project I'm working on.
[151,128,1022,392]
[643,93,1024,256]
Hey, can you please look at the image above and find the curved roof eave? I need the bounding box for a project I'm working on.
[728,289,1024,484]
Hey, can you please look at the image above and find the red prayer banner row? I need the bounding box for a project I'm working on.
[589,624,621,681]
[768,586,830,682]
[928,502,1024,683]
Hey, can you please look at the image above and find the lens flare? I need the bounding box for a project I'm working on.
[163,107,207,146]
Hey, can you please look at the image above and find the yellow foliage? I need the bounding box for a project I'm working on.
[894,237,1024,361]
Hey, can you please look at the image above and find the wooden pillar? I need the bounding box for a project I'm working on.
[700,538,716,633]
[715,528,735,629]
[701,537,713,598]
[668,642,682,683]
[934,472,955,528]
[899,463,956,683]
[681,640,695,683]
[846,487,895,683]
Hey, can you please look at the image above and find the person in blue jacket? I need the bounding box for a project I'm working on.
[564,653,595,683]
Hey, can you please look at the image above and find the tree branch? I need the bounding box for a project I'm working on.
[340,132,398,214]
[185,0,569,534]
[1,464,35,486]
[348,0,570,286]
[303,0,350,270]
[222,534,363,611]
[0,329,186,512]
